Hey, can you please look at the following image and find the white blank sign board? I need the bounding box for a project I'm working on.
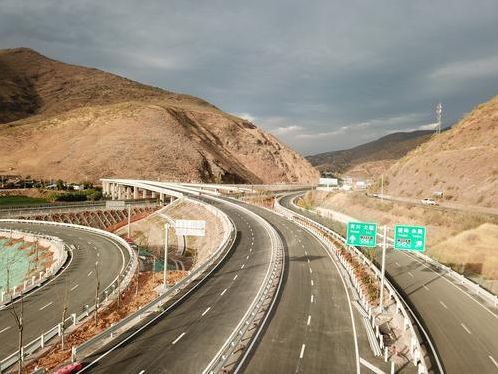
[175,220,206,237]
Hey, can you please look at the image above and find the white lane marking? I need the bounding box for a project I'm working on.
[407,272,414,278]
[309,267,313,274]
[88,271,93,277]
[241,264,245,269]
[40,301,53,311]
[304,250,308,256]
[311,279,314,287]
[220,288,227,296]
[172,332,186,344]
[307,258,310,264]
[138,371,145,374]
[201,307,211,316]
[395,262,400,267]
[301,244,305,249]
[71,284,79,291]
[307,315,311,326]
[299,344,306,359]
[423,285,430,291]
[489,356,498,368]
[233,274,238,280]
[440,301,448,309]
[246,255,249,260]
[461,323,472,335]
[0,326,11,334]
[311,294,314,303]
[250,248,253,252]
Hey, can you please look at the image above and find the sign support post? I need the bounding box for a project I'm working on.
[127,205,131,239]
[379,225,387,312]
[163,223,169,290]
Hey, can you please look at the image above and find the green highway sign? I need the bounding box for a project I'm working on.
[394,225,426,252]
[346,221,377,247]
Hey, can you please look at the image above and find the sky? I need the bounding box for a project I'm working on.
[1,0,498,155]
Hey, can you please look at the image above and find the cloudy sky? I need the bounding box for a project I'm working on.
[1,0,498,155]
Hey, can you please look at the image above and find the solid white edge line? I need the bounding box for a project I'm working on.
[172,332,186,344]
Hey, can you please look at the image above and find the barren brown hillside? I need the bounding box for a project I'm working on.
[383,95,498,208]
[0,48,318,184]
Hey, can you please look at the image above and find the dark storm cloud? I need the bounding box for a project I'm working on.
[1,0,498,154]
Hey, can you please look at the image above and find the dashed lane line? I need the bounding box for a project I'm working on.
[307,315,311,326]
[71,284,79,291]
[407,272,414,278]
[489,356,498,369]
[88,271,93,277]
[311,279,314,287]
[0,326,11,334]
[440,301,448,309]
[40,301,53,311]
[423,285,430,291]
[461,323,472,335]
[201,307,211,317]
[299,344,306,359]
[241,264,245,269]
[172,332,186,345]
[233,274,239,281]
[311,294,314,303]
[220,289,227,296]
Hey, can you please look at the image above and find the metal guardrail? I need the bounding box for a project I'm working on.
[202,197,285,374]
[0,220,137,373]
[276,198,436,374]
[72,196,235,364]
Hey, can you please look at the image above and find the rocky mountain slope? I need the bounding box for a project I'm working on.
[307,130,433,178]
[383,94,498,208]
[0,48,318,184]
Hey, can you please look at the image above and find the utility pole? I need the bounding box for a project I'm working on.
[436,102,443,134]
[381,174,384,201]
[127,205,132,239]
[163,224,169,290]
[379,225,387,313]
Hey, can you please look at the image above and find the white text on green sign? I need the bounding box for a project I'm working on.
[347,221,377,248]
[394,225,426,252]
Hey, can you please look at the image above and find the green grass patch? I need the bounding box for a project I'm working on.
[0,195,49,207]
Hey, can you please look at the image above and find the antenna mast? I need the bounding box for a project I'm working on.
[436,102,443,134]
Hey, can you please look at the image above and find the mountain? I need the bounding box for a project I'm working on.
[306,130,434,177]
[383,94,498,208]
[0,48,318,184]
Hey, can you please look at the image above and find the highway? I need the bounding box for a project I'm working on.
[282,193,498,374]
[81,197,274,373]
[237,201,390,374]
[0,222,129,359]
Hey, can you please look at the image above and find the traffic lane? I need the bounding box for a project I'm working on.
[386,250,498,374]
[240,204,359,374]
[85,203,273,373]
[0,223,126,356]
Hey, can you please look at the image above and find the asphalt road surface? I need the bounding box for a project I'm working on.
[0,222,128,359]
[239,202,393,374]
[282,194,498,374]
[82,198,274,373]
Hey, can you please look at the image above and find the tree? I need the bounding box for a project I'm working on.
[56,179,65,191]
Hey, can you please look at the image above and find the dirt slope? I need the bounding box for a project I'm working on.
[383,95,498,208]
[0,48,318,184]
[307,130,433,178]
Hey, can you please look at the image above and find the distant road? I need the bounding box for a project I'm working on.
[369,193,498,217]
[283,193,498,374]
[0,222,128,359]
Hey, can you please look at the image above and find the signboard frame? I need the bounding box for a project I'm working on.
[394,224,426,252]
[346,221,378,248]
[175,219,206,237]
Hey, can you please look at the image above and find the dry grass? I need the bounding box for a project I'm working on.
[314,191,498,280]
